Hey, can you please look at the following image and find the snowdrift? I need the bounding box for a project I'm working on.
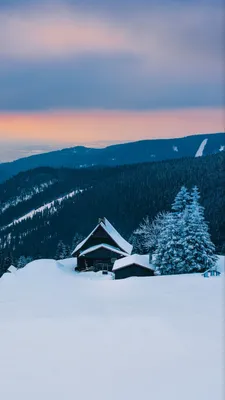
[0,258,223,400]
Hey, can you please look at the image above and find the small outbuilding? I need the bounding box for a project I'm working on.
[202,268,221,278]
[7,265,17,274]
[112,254,155,280]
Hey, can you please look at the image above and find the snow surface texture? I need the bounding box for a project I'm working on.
[195,139,208,157]
[0,258,223,400]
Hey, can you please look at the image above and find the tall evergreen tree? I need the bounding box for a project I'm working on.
[153,213,184,275]
[172,186,191,214]
[182,186,217,272]
[154,186,217,275]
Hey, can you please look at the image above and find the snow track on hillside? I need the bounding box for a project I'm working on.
[2,189,83,229]
[195,139,208,157]
[1,180,57,214]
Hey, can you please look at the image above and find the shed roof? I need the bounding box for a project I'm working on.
[79,244,128,257]
[113,254,154,271]
[203,268,221,275]
[7,265,17,274]
[72,217,132,255]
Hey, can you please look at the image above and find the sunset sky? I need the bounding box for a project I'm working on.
[0,0,224,160]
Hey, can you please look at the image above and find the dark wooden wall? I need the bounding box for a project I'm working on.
[114,264,154,280]
[77,247,124,271]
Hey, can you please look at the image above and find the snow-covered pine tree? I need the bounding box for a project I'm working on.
[166,186,191,274]
[17,255,33,269]
[172,186,191,215]
[154,187,193,275]
[153,212,185,275]
[182,186,217,273]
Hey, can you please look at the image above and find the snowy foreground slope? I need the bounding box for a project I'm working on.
[0,259,224,400]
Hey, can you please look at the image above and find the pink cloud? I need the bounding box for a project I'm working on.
[0,4,130,59]
[0,2,223,80]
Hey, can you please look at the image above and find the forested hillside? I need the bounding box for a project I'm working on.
[0,132,224,183]
[0,151,224,274]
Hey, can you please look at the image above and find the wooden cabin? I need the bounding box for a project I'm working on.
[72,218,132,272]
[112,254,155,280]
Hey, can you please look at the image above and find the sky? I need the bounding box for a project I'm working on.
[0,0,224,161]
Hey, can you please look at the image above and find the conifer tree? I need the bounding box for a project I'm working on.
[154,187,191,274]
[55,240,67,260]
[153,185,218,275]
[172,186,191,215]
[155,186,217,275]
[153,213,185,274]
[17,255,33,269]
[71,233,84,254]
[182,186,217,272]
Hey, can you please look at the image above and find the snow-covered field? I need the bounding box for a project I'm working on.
[0,257,224,400]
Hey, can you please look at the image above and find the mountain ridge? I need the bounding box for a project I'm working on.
[0,132,224,183]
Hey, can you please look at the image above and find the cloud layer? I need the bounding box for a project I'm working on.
[0,1,223,75]
[0,0,223,147]
[0,0,224,112]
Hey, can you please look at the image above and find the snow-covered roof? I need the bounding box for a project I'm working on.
[202,268,221,275]
[112,254,154,271]
[7,265,17,274]
[72,218,133,255]
[79,244,128,257]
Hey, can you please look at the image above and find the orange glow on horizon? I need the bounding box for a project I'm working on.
[0,108,224,145]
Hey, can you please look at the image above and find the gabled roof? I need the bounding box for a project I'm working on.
[112,254,154,271]
[79,244,128,257]
[72,218,132,255]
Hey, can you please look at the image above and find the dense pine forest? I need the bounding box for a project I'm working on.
[0,152,224,275]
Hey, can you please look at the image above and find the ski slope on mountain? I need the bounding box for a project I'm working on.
[2,189,83,230]
[0,259,223,400]
[195,138,208,157]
